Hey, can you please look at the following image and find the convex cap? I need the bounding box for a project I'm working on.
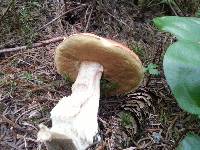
[55,33,144,95]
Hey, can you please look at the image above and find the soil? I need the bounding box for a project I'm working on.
[0,0,200,150]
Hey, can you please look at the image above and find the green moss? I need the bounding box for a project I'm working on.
[119,111,135,128]
[100,78,119,96]
[0,72,5,77]
[18,0,40,45]
[22,72,33,80]
[0,103,6,113]
[63,74,73,85]
[128,43,144,58]
[144,63,160,76]
[0,72,5,86]
[30,117,40,124]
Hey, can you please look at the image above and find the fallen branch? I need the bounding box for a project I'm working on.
[0,36,64,53]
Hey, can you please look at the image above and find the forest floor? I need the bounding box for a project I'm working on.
[0,0,200,150]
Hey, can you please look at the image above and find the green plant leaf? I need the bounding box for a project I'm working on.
[153,16,200,43]
[149,69,159,75]
[163,41,200,115]
[145,63,160,75]
[154,15,200,150]
[154,16,200,115]
[100,78,119,96]
[177,133,200,150]
[147,63,158,69]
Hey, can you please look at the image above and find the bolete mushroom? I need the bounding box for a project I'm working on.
[37,33,144,150]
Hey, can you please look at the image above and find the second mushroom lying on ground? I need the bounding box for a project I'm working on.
[37,33,144,150]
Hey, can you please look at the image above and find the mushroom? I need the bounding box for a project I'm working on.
[37,33,144,150]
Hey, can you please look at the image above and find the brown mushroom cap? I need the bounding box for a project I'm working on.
[55,33,144,95]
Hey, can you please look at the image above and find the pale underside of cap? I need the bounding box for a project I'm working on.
[55,33,144,95]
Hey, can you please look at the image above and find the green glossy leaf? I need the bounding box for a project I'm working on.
[163,41,200,115]
[153,16,200,43]
[177,133,200,150]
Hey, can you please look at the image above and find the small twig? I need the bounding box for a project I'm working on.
[84,6,93,32]
[24,135,28,150]
[0,37,22,49]
[0,0,14,22]
[0,114,21,128]
[172,1,184,16]
[146,128,161,132]
[84,6,90,22]
[107,139,112,150]
[106,11,129,28]
[165,116,178,140]
[0,134,5,142]
[98,117,108,128]
[63,0,68,12]
[37,5,86,32]
[15,104,39,123]
[2,141,21,150]
[0,36,64,53]
[169,3,178,16]
[137,137,152,144]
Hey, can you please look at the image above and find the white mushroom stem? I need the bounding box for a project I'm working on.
[37,61,103,150]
